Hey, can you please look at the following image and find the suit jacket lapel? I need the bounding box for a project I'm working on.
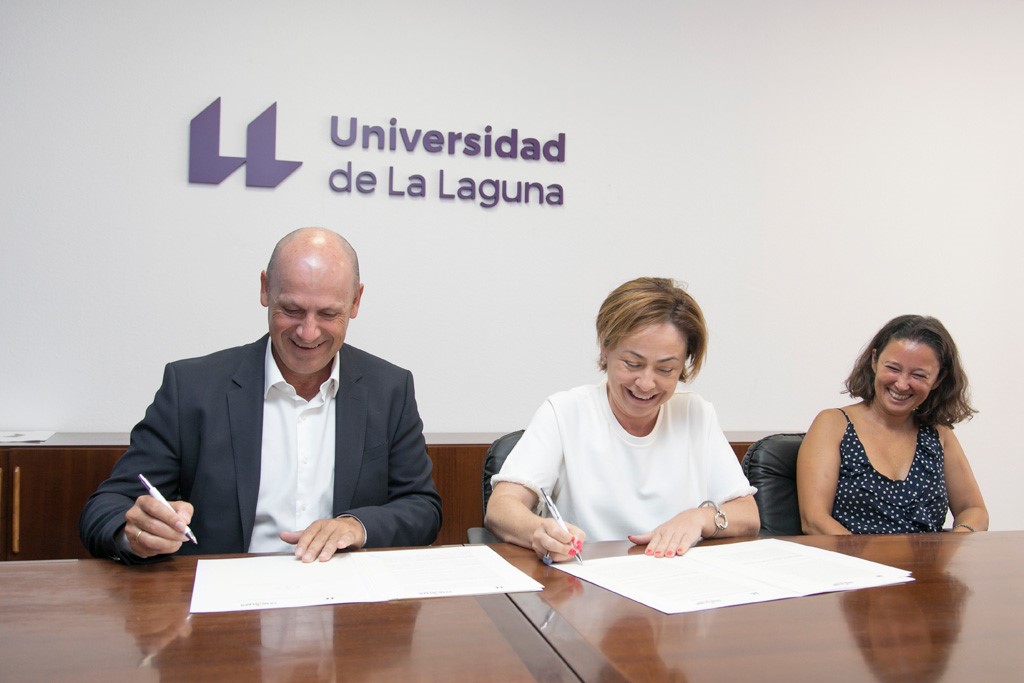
[228,336,268,550]
[334,345,367,513]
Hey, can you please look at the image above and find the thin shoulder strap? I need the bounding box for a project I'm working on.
[836,407,852,424]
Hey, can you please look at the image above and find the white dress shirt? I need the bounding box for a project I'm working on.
[249,340,339,553]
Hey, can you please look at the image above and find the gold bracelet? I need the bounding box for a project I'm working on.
[699,500,728,537]
[953,523,976,532]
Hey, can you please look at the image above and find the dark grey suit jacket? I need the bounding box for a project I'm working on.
[79,336,442,562]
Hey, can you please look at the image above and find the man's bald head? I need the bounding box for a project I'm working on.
[265,227,360,292]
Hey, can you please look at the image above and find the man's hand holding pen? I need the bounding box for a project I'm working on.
[125,494,195,558]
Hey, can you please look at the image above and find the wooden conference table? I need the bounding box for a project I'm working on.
[1,532,1021,682]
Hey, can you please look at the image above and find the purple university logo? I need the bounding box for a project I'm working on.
[188,98,302,188]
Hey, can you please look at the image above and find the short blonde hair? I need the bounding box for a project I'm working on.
[596,277,708,382]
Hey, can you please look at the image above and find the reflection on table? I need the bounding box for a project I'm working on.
[1,532,1021,682]
[841,535,968,683]
[0,554,573,682]
[496,531,1024,682]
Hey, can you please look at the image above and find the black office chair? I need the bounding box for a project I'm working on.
[466,430,524,544]
[741,433,806,536]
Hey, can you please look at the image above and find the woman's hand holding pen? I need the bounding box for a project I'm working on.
[532,517,585,564]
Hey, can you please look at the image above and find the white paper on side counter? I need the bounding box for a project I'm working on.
[0,430,55,443]
[189,545,543,613]
[552,539,912,614]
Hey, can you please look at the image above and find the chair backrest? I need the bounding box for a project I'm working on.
[741,433,806,536]
[481,430,524,522]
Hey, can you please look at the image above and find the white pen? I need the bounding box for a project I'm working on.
[138,474,198,544]
[539,487,583,565]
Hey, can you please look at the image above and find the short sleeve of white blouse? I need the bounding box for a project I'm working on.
[490,381,756,541]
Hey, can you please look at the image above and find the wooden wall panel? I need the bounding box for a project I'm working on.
[1,438,755,558]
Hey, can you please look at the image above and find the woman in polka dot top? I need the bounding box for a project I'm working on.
[796,315,988,534]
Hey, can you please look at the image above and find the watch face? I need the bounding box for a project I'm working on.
[700,501,728,530]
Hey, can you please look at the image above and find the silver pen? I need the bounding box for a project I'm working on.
[138,474,198,544]
[539,487,583,565]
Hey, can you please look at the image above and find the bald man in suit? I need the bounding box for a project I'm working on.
[80,228,441,563]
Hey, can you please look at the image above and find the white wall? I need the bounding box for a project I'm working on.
[2,1,1021,529]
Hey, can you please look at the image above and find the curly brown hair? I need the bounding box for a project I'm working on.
[845,315,976,427]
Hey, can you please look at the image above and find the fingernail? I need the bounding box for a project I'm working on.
[568,548,576,557]
[575,540,583,550]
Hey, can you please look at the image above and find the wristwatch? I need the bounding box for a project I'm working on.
[699,500,728,537]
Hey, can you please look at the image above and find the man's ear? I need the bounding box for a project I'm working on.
[260,270,270,307]
[349,283,365,319]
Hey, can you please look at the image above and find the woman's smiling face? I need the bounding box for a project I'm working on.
[604,322,686,436]
[870,338,942,419]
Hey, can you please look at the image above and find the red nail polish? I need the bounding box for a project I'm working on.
[568,548,576,557]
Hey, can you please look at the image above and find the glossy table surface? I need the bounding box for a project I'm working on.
[1,532,1020,682]
[493,531,1024,682]
[0,552,575,682]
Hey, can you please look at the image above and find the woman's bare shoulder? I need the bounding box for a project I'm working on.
[807,405,856,433]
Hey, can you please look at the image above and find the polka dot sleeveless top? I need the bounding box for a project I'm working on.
[831,409,948,534]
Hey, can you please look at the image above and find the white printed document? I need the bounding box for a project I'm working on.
[0,430,54,443]
[553,539,912,614]
[189,545,543,613]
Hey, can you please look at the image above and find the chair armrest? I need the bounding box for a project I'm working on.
[466,527,501,544]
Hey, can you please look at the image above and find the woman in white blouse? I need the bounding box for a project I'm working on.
[485,277,759,563]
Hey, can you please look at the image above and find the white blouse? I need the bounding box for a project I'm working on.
[491,381,755,541]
